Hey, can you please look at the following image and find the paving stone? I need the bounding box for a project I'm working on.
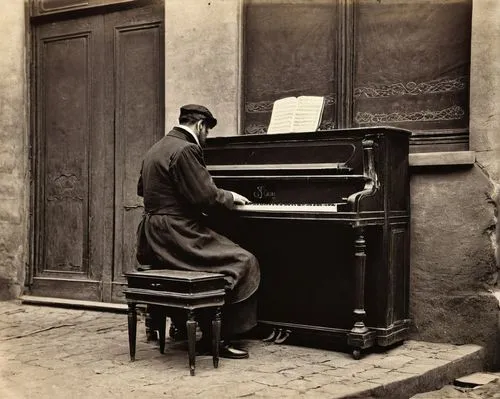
[312,382,366,397]
[430,351,468,361]
[200,381,265,398]
[455,372,500,387]
[249,371,297,387]
[253,386,303,397]
[322,356,360,368]
[362,354,415,369]
[409,357,449,367]
[397,362,442,375]
[322,366,372,377]
[278,363,335,377]
[365,370,415,385]
[354,367,395,380]
[284,377,324,392]
[300,372,347,386]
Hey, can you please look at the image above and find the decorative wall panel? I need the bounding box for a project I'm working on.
[244,0,337,134]
[353,0,472,151]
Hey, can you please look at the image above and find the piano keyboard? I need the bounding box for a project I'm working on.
[234,203,343,213]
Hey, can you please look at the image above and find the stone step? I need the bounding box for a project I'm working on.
[454,372,500,388]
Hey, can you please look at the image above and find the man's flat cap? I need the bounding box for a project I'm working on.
[179,104,217,128]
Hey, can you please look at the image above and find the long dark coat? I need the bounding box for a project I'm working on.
[137,127,260,305]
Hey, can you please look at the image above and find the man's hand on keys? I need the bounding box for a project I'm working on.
[230,191,252,205]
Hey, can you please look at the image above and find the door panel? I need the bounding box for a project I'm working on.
[32,16,105,300]
[106,5,164,302]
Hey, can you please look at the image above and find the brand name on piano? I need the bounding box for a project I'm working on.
[252,185,276,201]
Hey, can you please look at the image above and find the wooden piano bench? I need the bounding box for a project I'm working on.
[123,269,226,376]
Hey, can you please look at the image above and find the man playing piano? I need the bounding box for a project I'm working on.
[136,104,260,359]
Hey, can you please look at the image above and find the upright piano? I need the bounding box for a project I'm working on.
[204,126,411,359]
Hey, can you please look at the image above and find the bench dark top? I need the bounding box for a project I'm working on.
[125,269,225,282]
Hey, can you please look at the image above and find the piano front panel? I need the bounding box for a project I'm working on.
[208,216,395,331]
[212,175,367,206]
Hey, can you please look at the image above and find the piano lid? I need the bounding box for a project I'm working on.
[205,127,409,176]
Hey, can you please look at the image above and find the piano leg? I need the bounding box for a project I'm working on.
[347,227,376,359]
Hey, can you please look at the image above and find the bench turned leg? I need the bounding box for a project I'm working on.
[158,312,167,354]
[186,310,197,376]
[212,307,221,368]
[127,303,137,361]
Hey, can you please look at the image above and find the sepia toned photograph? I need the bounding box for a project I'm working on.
[0,0,499,398]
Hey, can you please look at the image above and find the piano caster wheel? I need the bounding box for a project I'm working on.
[352,348,362,360]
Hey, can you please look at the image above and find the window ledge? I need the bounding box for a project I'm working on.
[409,151,475,167]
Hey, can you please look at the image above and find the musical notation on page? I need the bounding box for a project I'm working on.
[267,96,325,134]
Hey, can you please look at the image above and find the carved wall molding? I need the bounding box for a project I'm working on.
[355,105,465,125]
[245,101,273,113]
[245,124,268,135]
[245,94,336,114]
[354,76,467,99]
[318,120,336,130]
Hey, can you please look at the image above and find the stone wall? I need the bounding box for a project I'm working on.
[164,0,241,136]
[468,0,500,367]
[470,0,500,267]
[409,167,498,367]
[0,0,28,299]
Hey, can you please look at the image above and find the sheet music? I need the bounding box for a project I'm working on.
[292,96,325,133]
[267,96,324,134]
[267,97,297,134]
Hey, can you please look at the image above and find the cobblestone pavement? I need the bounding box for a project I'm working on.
[0,300,486,399]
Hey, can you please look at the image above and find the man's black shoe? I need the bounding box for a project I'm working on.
[219,343,249,359]
[196,340,249,359]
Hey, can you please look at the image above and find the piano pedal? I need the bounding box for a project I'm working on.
[274,329,291,344]
[262,328,278,342]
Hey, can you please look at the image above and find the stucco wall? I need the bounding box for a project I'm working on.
[470,0,500,266]
[0,1,28,299]
[409,167,498,367]
[164,0,241,136]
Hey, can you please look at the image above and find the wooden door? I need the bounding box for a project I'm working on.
[105,5,164,302]
[30,2,164,302]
